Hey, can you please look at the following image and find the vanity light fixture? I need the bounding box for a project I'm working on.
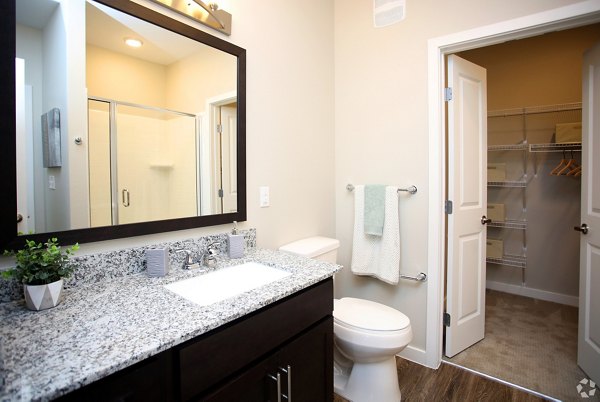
[149,0,232,36]
[124,38,143,48]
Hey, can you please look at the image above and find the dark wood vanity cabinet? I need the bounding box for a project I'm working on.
[201,318,333,402]
[179,278,333,401]
[57,279,333,402]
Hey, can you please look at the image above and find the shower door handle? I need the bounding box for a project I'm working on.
[122,189,130,207]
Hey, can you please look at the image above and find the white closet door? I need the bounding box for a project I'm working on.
[445,55,488,358]
[578,41,600,385]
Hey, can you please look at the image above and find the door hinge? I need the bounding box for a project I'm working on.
[216,124,223,134]
[445,200,453,215]
[444,87,453,101]
[218,189,224,198]
[444,312,451,327]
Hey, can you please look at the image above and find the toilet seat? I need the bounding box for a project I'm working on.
[334,297,410,332]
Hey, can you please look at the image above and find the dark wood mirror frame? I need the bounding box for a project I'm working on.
[0,0,246,249]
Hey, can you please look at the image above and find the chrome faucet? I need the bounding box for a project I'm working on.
[174,249,201,270]
[202,241,221,268]
[174,242,221,270]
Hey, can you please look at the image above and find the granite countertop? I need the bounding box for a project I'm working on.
[0,248,340,402]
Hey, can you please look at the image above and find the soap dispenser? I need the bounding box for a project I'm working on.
[227,221,244,259]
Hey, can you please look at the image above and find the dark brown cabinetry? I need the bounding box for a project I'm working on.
[202,318,333,402]
[57,279,333,402]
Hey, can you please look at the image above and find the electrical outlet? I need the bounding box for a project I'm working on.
[260,186,270,207]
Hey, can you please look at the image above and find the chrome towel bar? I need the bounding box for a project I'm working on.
[400,272,427,282]
[346,183,417,195]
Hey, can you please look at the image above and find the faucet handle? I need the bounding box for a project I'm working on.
[174,249,201,270]
[206,242,221,255]
[174,249,193,263]
[203,242,221,268]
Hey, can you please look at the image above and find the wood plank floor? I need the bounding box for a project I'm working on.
[334,357,547,402]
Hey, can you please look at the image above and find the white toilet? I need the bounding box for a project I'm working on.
[279,237,413,402]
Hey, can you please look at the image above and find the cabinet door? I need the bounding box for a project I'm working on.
[200,354,280,402]
[200,317,333,402]
[277,317,333,402]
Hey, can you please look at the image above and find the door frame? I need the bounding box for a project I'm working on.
[204,91,237,215]
[425,1,600,369]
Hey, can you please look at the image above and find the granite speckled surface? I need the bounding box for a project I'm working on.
[0,230,257,302]
[0,246,340,402]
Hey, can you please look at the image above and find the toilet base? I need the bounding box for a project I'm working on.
[333,356,401,402]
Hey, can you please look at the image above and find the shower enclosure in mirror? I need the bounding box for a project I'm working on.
[89,98,208,226]
[6,0,246,246]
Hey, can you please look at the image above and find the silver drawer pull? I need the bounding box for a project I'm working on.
[280,365,292,401]
[268,372,282,402]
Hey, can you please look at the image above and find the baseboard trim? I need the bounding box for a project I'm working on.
[486,280,578,307]
[398,344,436,368]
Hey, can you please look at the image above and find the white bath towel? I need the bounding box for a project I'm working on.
[351,185,401,284]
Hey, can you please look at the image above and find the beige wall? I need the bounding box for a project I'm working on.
[165,46,236,114]
[459,24,600,110]
[87,45,167,108]
[334,0,588,358]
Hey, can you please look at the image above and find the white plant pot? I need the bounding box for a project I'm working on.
[24,279,64,311]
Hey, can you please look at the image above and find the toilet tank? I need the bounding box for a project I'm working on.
[279,237,340,263]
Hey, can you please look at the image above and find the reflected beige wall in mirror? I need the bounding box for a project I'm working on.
[15,0,239,236]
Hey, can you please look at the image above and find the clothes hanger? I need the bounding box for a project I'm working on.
[567,165,582,176]
[550,150,568,175]
[567,151,582,176]
[556,150,579,176]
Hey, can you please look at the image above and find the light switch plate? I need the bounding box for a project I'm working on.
[260,186,270,207]
[48,175,56,190]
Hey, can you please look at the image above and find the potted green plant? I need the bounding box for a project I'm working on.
[2,238,79,311]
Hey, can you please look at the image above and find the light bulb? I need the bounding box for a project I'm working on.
[124,38,143,48]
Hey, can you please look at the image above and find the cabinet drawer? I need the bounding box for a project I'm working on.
[177,279,333,401]
[57,351,172,402]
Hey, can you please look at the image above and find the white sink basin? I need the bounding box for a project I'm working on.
[164,262,291,306]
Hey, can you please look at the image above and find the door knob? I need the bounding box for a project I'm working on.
[574,223,589,235]
[16,213,23,223]
[481,216,492,225]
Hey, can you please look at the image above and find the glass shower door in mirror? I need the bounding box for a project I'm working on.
[88,99,198,225]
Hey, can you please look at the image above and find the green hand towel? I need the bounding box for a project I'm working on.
[364,184,386,236]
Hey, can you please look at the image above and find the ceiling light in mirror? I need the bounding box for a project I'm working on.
[124,37,143,48]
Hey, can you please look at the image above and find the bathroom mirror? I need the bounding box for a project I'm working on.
[0,0,246,248]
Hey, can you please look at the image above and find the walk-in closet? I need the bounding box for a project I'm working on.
[444,23,600,402]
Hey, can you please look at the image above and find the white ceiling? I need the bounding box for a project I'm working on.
[16,0,210,66]
[16,0,59,30]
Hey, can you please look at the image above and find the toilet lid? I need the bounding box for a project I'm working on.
[333,298,410,331]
